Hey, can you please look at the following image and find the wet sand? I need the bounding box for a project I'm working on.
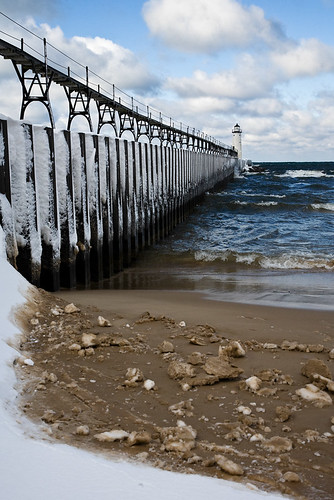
[15,287,334,499]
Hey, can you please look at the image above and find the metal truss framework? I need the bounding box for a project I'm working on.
[0,37,237,156]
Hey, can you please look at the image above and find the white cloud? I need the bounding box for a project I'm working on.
[142,0,285,53]
[240,98,283,117]
[163,36,334,105]
[36,24,160,93]
[271,38,334,78]
[164,52,280,101]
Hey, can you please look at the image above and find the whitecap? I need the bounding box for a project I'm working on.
[276,170,333,178]
[194,250,228,262]
[259,255,334,271]
[194,249,334,271]
[257,201,278,207]
[239,192,285,199]
[311,203,334,212]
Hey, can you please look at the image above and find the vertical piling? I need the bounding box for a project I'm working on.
[58,129,77,289]
[101,136,114,279]
[112,138,123,272]
[13,123,41,286]
[74,133,91,287]
[38,127,60,291]
[0,119,17,266]
[131,141,139,259]
[88,135,103,284]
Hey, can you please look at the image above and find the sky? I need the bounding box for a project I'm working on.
[0,0,334,161]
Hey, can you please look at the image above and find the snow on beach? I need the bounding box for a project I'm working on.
[0,227,285,500]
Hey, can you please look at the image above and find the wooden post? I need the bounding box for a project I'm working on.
[166,146,172,234]
[136,142,145,250]
[40,127,60,292]
[145,143,152,246]
[75,133,91,286]
[58,129,76,289]
[121,140,132,267]
[102,136,114,279]
[131,141,139,258]
[0,120,11,203]
[153,145,160,242]
[112,138,123,272]
[0,119,17,267]
[14,123,41,286]
[89,135,103,284]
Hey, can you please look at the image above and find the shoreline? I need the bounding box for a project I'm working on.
[16,287,334,499]
[100,265,334,312]
[55,288,334,344]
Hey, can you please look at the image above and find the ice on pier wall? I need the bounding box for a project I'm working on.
[0,116,236,289]
[98,136,107,206]
[7,119,42,265]
[0,193,17,261]
[34,127,60,253]
[85,134,103,243]
[71,132,91,246]
[54,131,78,251]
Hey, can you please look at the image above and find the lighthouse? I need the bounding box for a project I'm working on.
[232,123,242,159]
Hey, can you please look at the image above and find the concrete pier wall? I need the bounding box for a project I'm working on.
[0,117,239,290]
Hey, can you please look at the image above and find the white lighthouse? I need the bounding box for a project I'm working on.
[232,123,242,159]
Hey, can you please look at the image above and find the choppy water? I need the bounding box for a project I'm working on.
[110,162,334,309]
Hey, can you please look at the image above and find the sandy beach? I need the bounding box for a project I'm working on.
[15,287,334,499]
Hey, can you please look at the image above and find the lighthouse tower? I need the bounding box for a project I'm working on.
[232,123,242,159]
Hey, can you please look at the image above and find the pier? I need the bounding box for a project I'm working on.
[0,35,242,291]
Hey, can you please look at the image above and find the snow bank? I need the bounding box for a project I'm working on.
[0,227,285,500]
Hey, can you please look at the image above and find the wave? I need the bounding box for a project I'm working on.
[240,191,286,199]
[257,201,279,207]
[194,250,334,270]
[276,170,334,178]
[311,203,334,212]
[232,200,278,207]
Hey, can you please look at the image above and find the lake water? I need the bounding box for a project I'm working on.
[108,162,334,310]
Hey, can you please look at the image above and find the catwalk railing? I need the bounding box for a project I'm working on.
[0,117,239,291]
[0,36,235,154]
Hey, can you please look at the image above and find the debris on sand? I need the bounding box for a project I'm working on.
[301,358,332,380]
[97,316,111,327]
[282,471,301,483]
[296,384,333,407]
[187,352,206,365]
[143,379,155,391]
[275,405,292,422]
[81,333,97,348]
[219,340,246,358]
[124,367,144,387]
[203,357,243,379]
[158,420,197,453]
[168,400,194,418]
[168,361,196,380]
[245,376,262,392]
[75,425,90,436]
[94,430,130,442]
[261,436,293,453]
[127,431,152,446]
[215,455,244,476]
[64,303,80,314]
[158,340,175,353]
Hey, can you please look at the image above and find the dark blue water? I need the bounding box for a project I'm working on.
[113,162,334,309]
